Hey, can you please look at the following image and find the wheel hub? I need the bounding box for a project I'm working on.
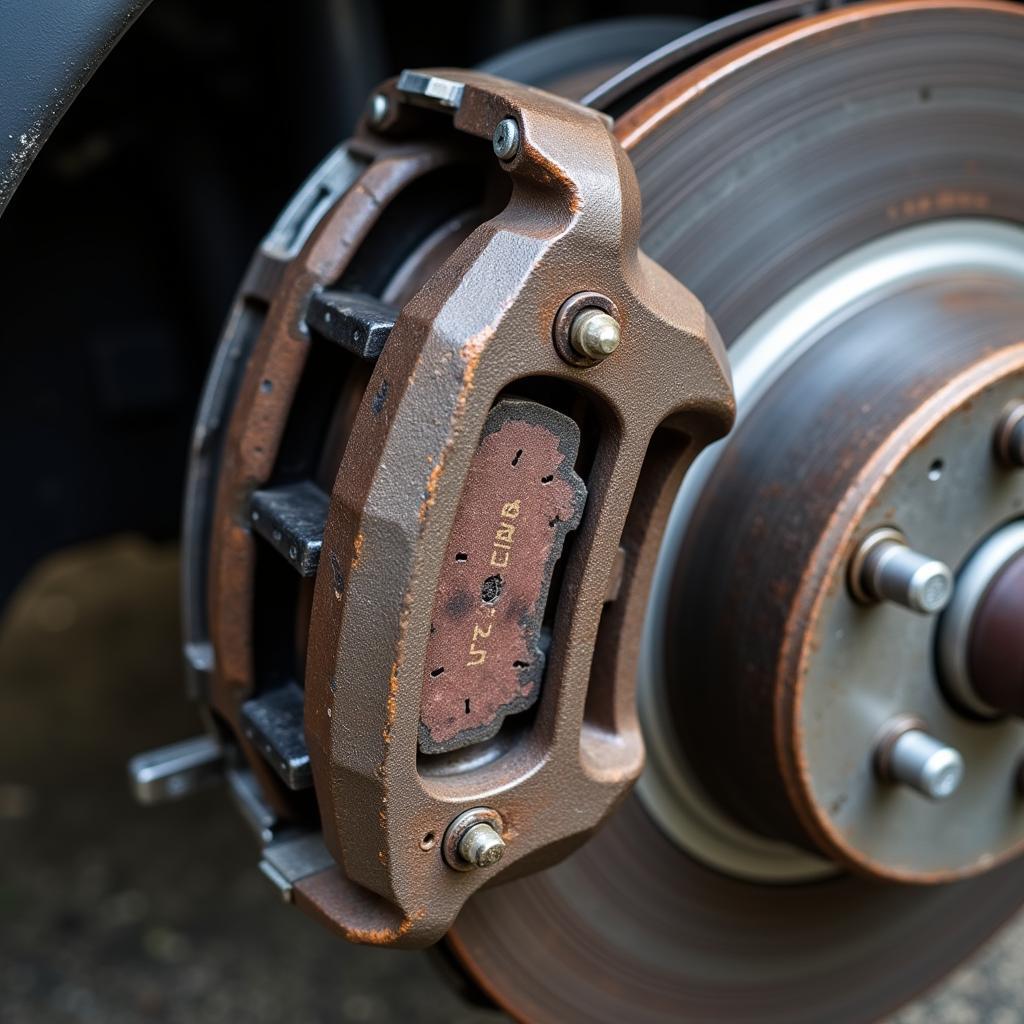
[651,220,1024,883]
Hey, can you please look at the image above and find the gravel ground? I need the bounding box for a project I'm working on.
[1,537,1022,1024]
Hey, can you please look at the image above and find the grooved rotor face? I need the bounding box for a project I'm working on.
[448,4,1024,1021]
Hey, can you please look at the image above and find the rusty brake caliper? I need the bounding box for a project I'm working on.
[177,70,734,948]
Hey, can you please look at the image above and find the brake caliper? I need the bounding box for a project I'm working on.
[147,70,733,947]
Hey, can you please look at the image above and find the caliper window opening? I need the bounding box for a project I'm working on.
[416,377,604,774]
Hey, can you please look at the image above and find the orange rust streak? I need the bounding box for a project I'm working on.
[415,328,492,525]
[339,909,422,947]
[419,461,445,523]
[293,871,423,946]
[382,662,400,742]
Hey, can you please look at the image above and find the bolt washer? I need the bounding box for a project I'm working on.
[443,807,505,871]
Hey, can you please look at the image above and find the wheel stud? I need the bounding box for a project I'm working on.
[850,528,953,614]
[876,722,964,800]
[994,401,1024,467]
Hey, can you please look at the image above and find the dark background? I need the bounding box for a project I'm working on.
[0,0,719,610]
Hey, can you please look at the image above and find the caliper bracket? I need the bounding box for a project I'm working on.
[293,69,734,946]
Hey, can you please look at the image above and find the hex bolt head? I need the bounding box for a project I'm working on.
[492,117,521,161]
[850,528,953,614]
[570,308,621,362]
[457,822,506,868]
[879,727,965,800]
[367,92,390,128]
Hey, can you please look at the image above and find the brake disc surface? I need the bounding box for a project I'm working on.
[447,4,1024,1021]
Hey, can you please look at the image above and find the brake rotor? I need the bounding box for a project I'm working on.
[447,3,1024,1021]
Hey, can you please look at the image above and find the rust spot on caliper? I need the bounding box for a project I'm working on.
[419,399,586,753]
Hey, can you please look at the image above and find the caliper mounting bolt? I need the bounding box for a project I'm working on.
[458,823,506,868]
[553,291,622,367]
[875,719,965,800]
[571,308,621,362]
[367,92,390,128]
[492,117,521,161]
[442,807,506,871]
[849,527,953,614]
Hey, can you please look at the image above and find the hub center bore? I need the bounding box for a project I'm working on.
[640,220,1024,883]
